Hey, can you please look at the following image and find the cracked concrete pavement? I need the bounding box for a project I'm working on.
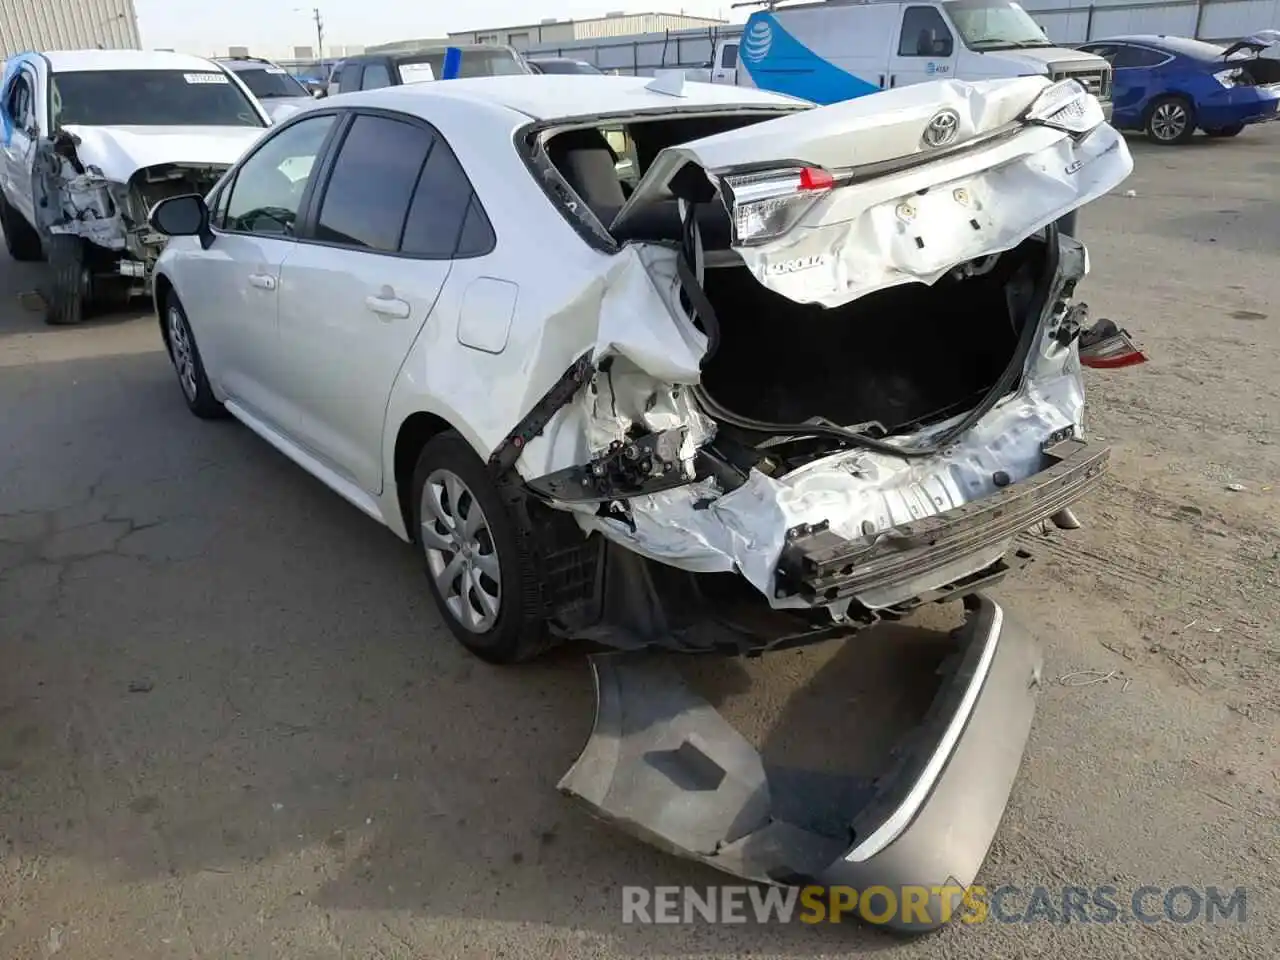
[1,128,1278,959]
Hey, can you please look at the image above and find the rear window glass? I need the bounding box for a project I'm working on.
[397,49,527,83]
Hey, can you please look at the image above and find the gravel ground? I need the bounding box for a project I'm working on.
[1,125,1277,960]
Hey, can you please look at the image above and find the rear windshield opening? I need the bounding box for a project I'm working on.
[540,112,789,243]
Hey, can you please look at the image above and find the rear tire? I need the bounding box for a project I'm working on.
[163,292,226,419]
[1205,123,1244,138]
[40,235,91,326]
[0,190,43,262]
[1145,96,1196,145]
[411,432,552,664]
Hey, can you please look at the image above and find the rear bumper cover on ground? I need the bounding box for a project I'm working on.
[559,593,1041,932]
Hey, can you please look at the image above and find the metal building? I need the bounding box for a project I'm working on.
[0,0,142,55]
[446,11,725,50]
[1018,0,1279,43]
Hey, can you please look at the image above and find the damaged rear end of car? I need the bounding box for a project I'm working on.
[484,74,1137,927]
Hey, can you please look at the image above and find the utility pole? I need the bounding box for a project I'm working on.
[312,7,325,61]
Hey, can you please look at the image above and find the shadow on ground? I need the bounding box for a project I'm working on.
[0,351,962,954]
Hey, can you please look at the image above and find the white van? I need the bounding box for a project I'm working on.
[707,0,1111,113]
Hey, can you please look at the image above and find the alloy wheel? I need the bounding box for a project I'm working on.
[1151,102,1188,142]
[167,306,197,401]
[420,468,502,633]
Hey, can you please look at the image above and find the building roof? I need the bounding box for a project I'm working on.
[452,10,725,36]
[340,73,803,121]
[42,49,221,72]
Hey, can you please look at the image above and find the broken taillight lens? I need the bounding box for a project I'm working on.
[721,166,834,246]
[1079,319,1148,369]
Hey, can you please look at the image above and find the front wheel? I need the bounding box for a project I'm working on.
[40,236,91,325]
[1145,96,1196,145]
[411,432,552,664]
[1205,123,1244,138]
[164,293,226,419]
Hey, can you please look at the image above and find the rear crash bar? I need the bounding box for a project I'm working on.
[558,593,1042,932]
[777,438,1109,602]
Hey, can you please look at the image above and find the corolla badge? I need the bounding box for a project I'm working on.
[922,108,960,148]
[742,19,774,63]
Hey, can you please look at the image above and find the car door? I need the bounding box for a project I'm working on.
[274,111,490,494]
[888,5,958,89]
[1107,44,1172,125]
[1,60,44,223]
[179,112,340,420]
[711,40,740,84]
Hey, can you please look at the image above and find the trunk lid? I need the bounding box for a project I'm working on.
[1222,30,1280,60]
[610,76,1132,308]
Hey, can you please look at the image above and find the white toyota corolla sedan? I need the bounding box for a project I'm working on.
[149,73,1141,920]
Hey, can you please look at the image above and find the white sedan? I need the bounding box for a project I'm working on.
[149,73,1136,668]
[149,73,1141,916]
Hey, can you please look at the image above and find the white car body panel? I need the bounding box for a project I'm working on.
[57,124,266,184]
[154,75,1131,610]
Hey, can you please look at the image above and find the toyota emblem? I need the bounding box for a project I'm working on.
[922,108,960,148]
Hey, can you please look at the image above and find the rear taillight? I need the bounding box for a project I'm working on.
[1079,318,1148,369]
[720,165,834,246]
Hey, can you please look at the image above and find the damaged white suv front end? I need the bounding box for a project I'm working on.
[0,50,268,324]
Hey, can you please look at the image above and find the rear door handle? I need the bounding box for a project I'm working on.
[364,295,411,320]
[889,74,897,88]
[248,273,276,290]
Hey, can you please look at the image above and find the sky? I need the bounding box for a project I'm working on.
[133,0,747,55]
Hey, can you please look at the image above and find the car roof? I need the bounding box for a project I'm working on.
[351,43,515,62]
[216,57,282,70]
[1087,34,1225,59]
[42,49,223,72]
[337,74,805,122]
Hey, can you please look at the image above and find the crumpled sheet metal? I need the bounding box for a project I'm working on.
[571,236,1089,610]
[737,122,1132,308]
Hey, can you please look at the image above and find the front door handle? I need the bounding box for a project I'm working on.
[248,273,276,290]
[364,295,410,320]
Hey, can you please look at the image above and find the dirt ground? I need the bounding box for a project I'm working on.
[1,124,1277,960]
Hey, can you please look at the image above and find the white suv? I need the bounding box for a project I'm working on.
[0,49,269,324]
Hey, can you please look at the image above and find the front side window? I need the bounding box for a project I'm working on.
[338,63,363,92]
[314,115,434,252]
[360,64,392,89]
[721,43,739,69]
[234,66,309,99]
[5,72,34,131]
[942,0,1050,50]
[899,7,956,57]
[50,69,265,127]
[224,114,335,235]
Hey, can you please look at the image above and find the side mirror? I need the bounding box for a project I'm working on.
[312,88,326,99]
[150,193,213,249]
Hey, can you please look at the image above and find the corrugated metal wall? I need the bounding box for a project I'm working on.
[572,13,723,40]
[1020,0,1279,43]
[1,0,141,56]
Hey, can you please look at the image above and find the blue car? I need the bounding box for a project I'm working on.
[1078,33,1280,144]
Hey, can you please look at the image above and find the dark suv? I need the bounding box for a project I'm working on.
[328,44,530,94]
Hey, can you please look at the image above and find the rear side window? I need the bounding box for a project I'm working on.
[400,139,495,257]
[1111,45,1168,68]
[315,115,433,252]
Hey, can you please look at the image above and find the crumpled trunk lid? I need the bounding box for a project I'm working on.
[611,76,1132,308]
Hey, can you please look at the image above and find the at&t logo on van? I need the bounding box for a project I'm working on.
[742,19,774,63]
